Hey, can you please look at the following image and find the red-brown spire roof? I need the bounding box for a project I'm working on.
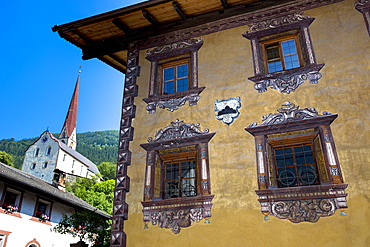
[60,72,80,139]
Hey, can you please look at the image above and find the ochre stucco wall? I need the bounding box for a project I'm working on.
[125,0,370,245]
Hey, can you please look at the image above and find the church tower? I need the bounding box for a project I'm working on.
[58,70,80,150]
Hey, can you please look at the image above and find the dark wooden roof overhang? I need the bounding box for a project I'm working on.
[52,0,342,73]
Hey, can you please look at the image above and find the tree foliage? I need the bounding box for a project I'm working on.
[67,177,115,215]
[98,162,116,181]
[0,130,119,169]
[52,210,111,246]
[0,151,13,167]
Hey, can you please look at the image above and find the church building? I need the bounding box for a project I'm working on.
[22,72,100,189]
[53,0,370,246]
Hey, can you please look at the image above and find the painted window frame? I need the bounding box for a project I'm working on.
[143,38,204,113]
[245,102,348,223]
[243,13,325,93]
[140,120,215,233]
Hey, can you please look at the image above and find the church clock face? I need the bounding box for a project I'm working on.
[42,136,48,143]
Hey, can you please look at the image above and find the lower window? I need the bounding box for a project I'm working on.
[246,102,348,223]
[140,120,215,233]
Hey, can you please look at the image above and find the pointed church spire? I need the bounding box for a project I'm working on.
[58,68,81,150]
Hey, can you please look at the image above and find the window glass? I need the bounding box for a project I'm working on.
[34,148,39,157]
[162,62,189,95]
[275,144,318,187]
[31,163,36,170]
[164,160,196,199]
[46,147,51,155]
[42,162,48,169]
[265,38,300,73]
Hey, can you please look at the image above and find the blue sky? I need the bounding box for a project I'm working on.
[0,0,141,140]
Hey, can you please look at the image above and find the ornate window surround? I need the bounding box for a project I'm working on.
[355,0,370,36]
[140,119,215,234]
[245,102,348,223]
[143,38,205,113]
[242,13,325,94]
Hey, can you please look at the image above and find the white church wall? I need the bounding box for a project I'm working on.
[22,132,59,183]
[56,150,89,178]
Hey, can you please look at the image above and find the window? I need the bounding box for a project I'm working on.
[263,36,301,73]
[246,102,348,223]
[243,13,324,93]
[140,120,215,233]
[161,59,190,95]
[45,146,51,156]
[33,197,52,223]
[0,187,23,216]
[34,148,39,157]
[164,159,196,198]
[42,162,48,169]
[30,163,36,170]
[143,38,204,113]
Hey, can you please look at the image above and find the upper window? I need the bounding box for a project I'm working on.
[30,163,36,170]
[161,59,190,95]
[143,38,204,113]
[34,148,39,157]
[263,35,301,73]
[246,102,348,223]
[140,120,215,234]
[243,13,324,94]
[42,162,48,169]
[45,146,51,156]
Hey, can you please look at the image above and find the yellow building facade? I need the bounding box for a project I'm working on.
[54,0,370,246]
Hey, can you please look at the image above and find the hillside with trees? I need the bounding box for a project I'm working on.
[0,130,119,169]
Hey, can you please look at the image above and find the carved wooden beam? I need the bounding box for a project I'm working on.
[142,9,159,25]
[112,18,133,35]
[82,39,128,60]
[172,1,188,20]
[220,0,229,9]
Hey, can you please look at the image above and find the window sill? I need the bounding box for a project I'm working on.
[256,183,348,223]
[248,63,325,93]
[142,87,205,113]
[0,208,22,218]
[142,195,214,234]
[30,216,52,226]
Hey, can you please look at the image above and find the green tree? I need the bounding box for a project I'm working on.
[98,162,116,180]
[52,210,111,246]
[0,151,13,167]
[67,177,114,215]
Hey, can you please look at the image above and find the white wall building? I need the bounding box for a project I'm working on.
[0,163,110,247]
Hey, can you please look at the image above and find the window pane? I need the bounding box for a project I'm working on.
[282,40,297,55]
[163,67,174,81]
[182,178,196,197]
[165,181,179,198]
[177,64,188,78]
[165,163,179,181]
[298,165,317,185]
[268,61,283,73]
[277,168,296,187]
[266,46,280,60]
[163,81,175,94]
[177,78,189,92]
[284,54,300,70]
